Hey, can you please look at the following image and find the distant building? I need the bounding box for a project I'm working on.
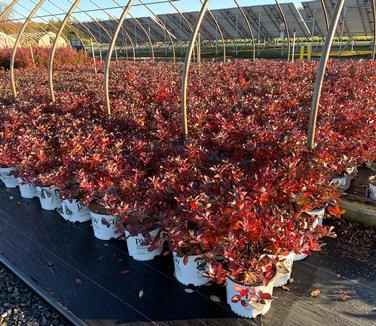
[0,32,17,48]
[37,32,68,48]
[0,31,69,48]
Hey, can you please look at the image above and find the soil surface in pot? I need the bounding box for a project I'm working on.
[89,202,112,215]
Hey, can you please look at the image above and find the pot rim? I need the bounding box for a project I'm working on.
[226,272,276,288]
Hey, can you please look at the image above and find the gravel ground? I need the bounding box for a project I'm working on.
[0,265,70,326]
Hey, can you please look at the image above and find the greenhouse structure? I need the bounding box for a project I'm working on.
[0,0,375,325]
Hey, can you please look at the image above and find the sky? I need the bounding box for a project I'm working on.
[5,0,304,23]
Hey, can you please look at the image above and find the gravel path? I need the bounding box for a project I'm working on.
[0,265,70,326]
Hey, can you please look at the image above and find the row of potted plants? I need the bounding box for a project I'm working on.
[0,171,335,318]
[0,59,375,317]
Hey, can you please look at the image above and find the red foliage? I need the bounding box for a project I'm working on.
[0,59,375,284]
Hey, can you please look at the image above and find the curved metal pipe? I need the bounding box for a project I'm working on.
[319,0,329,32]
[128,13,154,60]
[104,0,134,117]
[12,5,58,47]
[122,28,136,61]
[48,0,80,103]
[371,0,376,60]
[181,0,211,139]
[67,0,121,60]
[48,0,102,56]
[0,20,39,48]
[1,8,49,47]
[29,0,86,50]
[234,0,256,61]
[0,1,18,22]
[307,0,345,150]
[168,0,199,61]
[138,0,176,62]
[113,0,154,61]
[10,0,46,99]
[199,0,226,61]
[89,0,136,61]
[275,0,290,62]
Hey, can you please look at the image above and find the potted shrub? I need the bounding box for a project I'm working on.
[162,194,215,287]
[331,167,357,192]
[36,186,62,210]
[18,177,38,199]
[164,202,211,286]
[0,167,19,188]
[57,198,91,223]
[225,256,276,319]
[0,142,19,189]
[123,207,164,261]
[0,108,27,189]
[88,202,123,240]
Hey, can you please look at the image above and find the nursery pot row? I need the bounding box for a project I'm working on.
[0,167,18,188]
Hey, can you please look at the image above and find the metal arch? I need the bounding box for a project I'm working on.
[372,0,376,60]
[128,13,154,60]
[181,0,210,139]
[247,6,272,40]
[28,0,86,50]
[12,4,60,47]
[101,18,136,61]
[1,7,49,47]
[120,26,137,61]
[113,0,154,61]
[48,0,80,103]
[104,0,134,117]
[275,0,290,62]
[113,22,136,61]
[0,21,33,47]
[24,1,70,46]
[199,0,226,62]
[168,1,193,34]
[87,0,136,61]
[303,4,324,37]
[168,1,200,61]
[67,0,122,60]
[47,0,103,58]
[234,0,256,61]
[10,0,46,99]
[320,0,329,32]
[307,0,345,150]
[138,0,176,62]
[0,0,18,22]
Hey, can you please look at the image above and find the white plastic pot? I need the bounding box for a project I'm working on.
[274,252,295,287]
[369,183,376,201]
[309,207,326,228]
[57,199,91,223]
[294,248,310,261]
[226,277,275,318]
[0,167,18,188]
[18,178,38,199]
[331,176,351,192]
[90,210,122,241]
[36,187,62,210]
[173,253,209,286]
[125,228,163,261]
[295,207,325,261]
